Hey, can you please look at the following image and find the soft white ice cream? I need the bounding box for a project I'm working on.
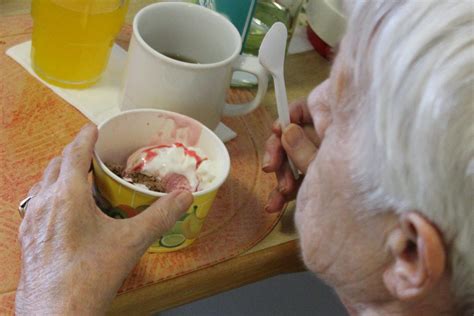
[124,143,215,192]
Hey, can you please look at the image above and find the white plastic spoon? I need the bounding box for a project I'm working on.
[258,22,299,179]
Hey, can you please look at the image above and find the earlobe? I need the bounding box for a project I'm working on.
[383,212,446,301]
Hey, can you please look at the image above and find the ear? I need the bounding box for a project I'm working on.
[383,211,446,301]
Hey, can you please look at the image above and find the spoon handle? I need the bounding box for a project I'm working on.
[287,152,300,179]
[274,72,300,180]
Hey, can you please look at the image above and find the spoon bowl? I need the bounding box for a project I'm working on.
[258,22,299,179]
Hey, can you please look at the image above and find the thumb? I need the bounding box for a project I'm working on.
[281,124,318,174]
[129,190,193,245]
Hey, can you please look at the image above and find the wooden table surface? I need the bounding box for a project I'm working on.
[0,1,330,314]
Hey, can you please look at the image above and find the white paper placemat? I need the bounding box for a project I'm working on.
[6,41,238,142]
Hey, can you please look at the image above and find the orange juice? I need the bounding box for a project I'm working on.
[31,0,129,88]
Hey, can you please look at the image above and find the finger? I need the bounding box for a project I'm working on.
[271,98,313,136]
[265,188,286,213]
[281,124,318,174]
[262,134,284,172]
[129,190,193,245]
[302,124,321,148]
[41,157,62,187]
[274,123,318,144]
[276,161,297,195]
[60,124,98,181]
[271,120,282,136]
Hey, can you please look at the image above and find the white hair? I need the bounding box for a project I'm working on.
[340,1,473,313]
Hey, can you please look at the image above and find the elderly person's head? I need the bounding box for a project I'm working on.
[15,1,473,315]
[296,1,473,314]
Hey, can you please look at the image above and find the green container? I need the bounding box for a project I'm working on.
[194,0,257,46]
[243,0,304,56]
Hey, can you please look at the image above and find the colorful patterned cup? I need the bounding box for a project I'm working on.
[92,109,231,252]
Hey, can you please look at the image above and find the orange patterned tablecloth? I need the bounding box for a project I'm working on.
[0,15,280,314]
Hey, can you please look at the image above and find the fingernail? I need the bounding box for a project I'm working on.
[265,204,280,213]
[81,123,95,131]
[272,121,281,133]
[278,179,288,193]
[283,124,303,148]
[264,204,272,213]
[264,204,274,213]
[175,191,193,210]
[262,152,271,169]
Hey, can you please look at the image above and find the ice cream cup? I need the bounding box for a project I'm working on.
[92,109,230,252]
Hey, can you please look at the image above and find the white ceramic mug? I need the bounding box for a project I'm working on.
[121,2,269,130]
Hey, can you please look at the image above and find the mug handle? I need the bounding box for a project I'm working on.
[222,55,269,117]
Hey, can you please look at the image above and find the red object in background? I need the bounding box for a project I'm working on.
[306,25,334,61]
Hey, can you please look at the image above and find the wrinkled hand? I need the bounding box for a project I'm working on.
[16,124,193,315]
[263,80,332,213]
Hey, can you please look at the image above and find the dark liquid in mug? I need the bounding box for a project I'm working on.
[162,52,199,64]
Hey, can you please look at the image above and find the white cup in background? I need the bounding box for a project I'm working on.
[121,2,269,130]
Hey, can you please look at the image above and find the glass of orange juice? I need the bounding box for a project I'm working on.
[31,0,129,89]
